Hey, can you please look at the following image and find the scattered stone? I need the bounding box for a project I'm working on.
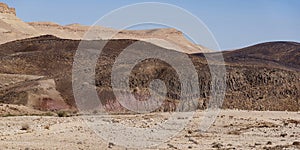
[111,119,119,123]
[189,138,198,144]
[280,133,287,137]
[228,130,240,135]
[44,125,50,130]
[287,119,300,126]
[177,117,186,119]
[20,124,30,130]
[167,144,178,149]
[292,141,300,146]
[212,142,223,148]
[108,142,115,148]
[266,141,272,145]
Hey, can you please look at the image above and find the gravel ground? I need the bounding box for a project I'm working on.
[0,110,299,150]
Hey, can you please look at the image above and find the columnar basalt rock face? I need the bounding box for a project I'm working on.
[0,3,16,15]
[0,35,298,111]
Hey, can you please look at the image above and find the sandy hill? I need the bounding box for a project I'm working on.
[0,2,210,54]
[0,3,40,43]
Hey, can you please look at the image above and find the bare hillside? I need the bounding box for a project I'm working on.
[0,2,210,54]
[0,35,298,111]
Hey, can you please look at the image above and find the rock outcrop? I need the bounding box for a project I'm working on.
[0,3,16,15]
[0,3,39,44]
[0,73,70,111]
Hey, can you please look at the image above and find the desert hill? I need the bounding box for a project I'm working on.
[0,2,210,54]
[222,41,300,70]
[0,3,39,43]
[0,2,298,112]
[0,35,298,111]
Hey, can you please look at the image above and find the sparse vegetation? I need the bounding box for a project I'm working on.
[2,113,16,117]
[57,111,69,117]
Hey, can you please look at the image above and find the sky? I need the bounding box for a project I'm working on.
[2,0,300,50]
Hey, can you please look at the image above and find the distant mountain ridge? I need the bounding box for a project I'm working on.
[0,2,210,54]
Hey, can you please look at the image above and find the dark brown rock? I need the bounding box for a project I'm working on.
[0,35,299,112]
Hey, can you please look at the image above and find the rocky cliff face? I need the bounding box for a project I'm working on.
[0,3,39,44]
[0,35,298,111]
[0,3,16,15]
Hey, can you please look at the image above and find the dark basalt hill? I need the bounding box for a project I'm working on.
[0,35,299,111]
[194,41,300,70]
[223,41,300,70]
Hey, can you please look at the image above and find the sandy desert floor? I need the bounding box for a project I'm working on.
[0,110,299,150]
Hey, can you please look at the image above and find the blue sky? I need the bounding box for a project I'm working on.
[2,0,300,50]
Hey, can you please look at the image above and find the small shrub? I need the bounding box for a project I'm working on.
[93,110,98,114]
[57,111,68,117]
[2,113,15,117]
[43,112,55,116]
